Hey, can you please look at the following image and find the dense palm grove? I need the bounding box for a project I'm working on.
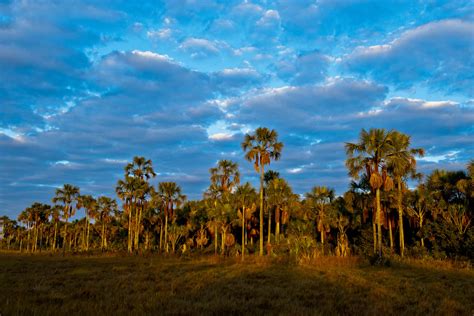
[1,128,473,261]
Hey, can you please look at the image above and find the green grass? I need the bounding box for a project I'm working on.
[0,252,473,315]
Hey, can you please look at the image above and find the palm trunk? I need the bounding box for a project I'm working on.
[86,218,90,251]
[145,232,149,251]
[159,220,163,251]
[53,222,57,251]
[164,211,169,253]
[214,222,218,255]
[128,203,133,253]
[34,224,38,253]
[420,216,424,247]
[101,222,105,251]
[134,203,139,251]
[388,215,393,252]
[63,216,69,254]
[259,165,264,256]
[27,223,30,253]
[275,207,280,243]
[83,213,88,251]
[376,188,382,257]
[373,217,377,254]
[397,179,405,257]
[39,224,43,252]
[135,203,142,250]
[221,227,226,256]
[241,207,245,261]
[267,207,271,245]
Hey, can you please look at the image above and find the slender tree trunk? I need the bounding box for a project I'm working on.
[376,188,382,257]
[388,215,393,252]
[221,227,226,256]
[53,222,57,251]
[34,224,38,253]
[164,212,169,253]
[259,165,264,256]
[373,217,377,254]
[242,206,245,261]
[45,230,49,251]
[128,203,133,253]
[145,232,149,251]
[321,206,325,255]
[86,218,90,251]
[214,222,218,255]
[39,224,43,252]
[397,179,405,257]
[275,207,280,243]
[101,222,105,251]
[83,213,88,251]
[27,223,31,253]
[135,203,142,250]
[19,237,23,252]
[267,207,272,245]
[63,208,70,254]
[134,203,139,251]
[159,220,163,251]
[420,216,424,247]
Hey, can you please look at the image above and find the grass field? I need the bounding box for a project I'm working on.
[0,252,473,315]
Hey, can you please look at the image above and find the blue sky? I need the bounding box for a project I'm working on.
[1,0,473,218]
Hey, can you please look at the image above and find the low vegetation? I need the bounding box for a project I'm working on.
[1,252,473,315]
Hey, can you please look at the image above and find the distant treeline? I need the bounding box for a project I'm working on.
[1,128,472,261]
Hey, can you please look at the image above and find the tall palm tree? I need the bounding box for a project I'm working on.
[345,128,394,257]
[116,176,136,253]
[210,160,240,193]
[17,210,31,252]
[235,183,257,260]
[305,186,335,251]
[204,183,222,255]
[52,184,80,252]
[158,182,186,253]
[386,131,424,256]
[97,196,117,251]
[266,178,292,243]
[49,205,61,251]
[124,156,156,252]
[77,195,97,251]
[242,127,283,256]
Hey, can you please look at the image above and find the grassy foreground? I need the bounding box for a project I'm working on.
[0,252,473,315]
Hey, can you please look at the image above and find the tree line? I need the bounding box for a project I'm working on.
[1,128,472,261]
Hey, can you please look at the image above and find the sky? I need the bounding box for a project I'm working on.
[1,0,473,218]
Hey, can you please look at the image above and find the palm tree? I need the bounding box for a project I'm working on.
[204,183,222,255]
[242,127,283,256]
[386,130,424,257]
[116,176,136,253]
[77,195,97,251]
[49,205,61,251]
[305,186,335,252]
[406,184,432,247]
[158,182,186,253]
[235,183,257,260]
[345,128,394,257]
[210,159,240,193]
[266,178,293,243]
[125,156,156,181]
[124,156,156,252]
[52,184,80,252]
[97,196,117,251]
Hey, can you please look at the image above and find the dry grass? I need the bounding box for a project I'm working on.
[0,251,473,315]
